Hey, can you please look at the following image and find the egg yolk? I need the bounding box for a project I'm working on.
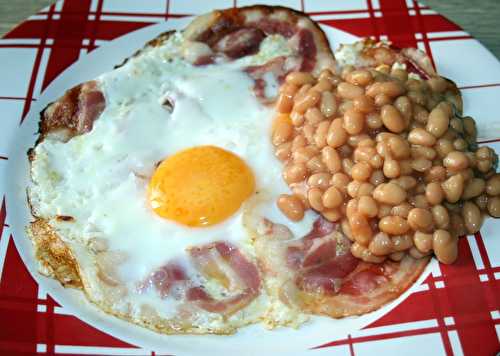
[148,145,255,227]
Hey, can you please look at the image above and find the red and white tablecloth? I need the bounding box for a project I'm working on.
[0,0,499,355]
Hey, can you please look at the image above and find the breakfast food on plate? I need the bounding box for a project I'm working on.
[26,5,499,334]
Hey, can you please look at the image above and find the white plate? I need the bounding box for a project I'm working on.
[0,15,459,356]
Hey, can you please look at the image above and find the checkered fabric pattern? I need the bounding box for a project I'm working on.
[0,0,499,355]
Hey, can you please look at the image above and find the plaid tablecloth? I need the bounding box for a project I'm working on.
[1,0,499,355]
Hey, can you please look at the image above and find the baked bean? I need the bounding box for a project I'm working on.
[338,100,354,115]
[373,47,395,65]
[426,166,447,182]
[347,133,371,147]
[392,234,413,251]
[291,135,307,151]
[394,95,413,120]
[463,116,477,140]
[462,178,485,199]
[389,251,406,261]
[433,230,458,264]
[322,186,343,209]
[399,160,414,175]
[383,159,400,178]
[462,202,481,234]
[272,116,293,146]
[388,136,411,159]
[306,156,326,173]
[487,196,500,217]
[450,213,467,237]
[314,120,330,148]
[290,110,304,126]
[283,163,308,184]
[351,242,385,263]
[435,139,454,158]
[318,69,334,82]
[293,83,311,102]
[338,82,364,99]
[358,182,375,196]
[408,128,436,146]
[413,231,433,253]
[486,174,500,196]
[425,182,444,205]
[353,95,375,113]
[320,91,337,118]
[346,69,373,86]
[427,77,448,93]
[277,194,305,221]
[407,90,426,106]
[409,246,431,259]
[312,78,333,92]
[343,108,365,134]
[381,105,406,133]
[477,159,493,173]
[276,93,293,113]
[350,213,373,245]
[308,187,325,211]
[367,81,405,98]
[415,182,426,194]
[374,93,392,106]
[453,138,468,151]
[322,208,342,222]
[370,170,386,186]
[351,162,372,181]
[303,123,315,144]
[366,112,383,129]
[320,146,341,173]
[411,158,432,172]
[441,174,464,203]
[411,146,436,160]
[347,180,362,198]
[354,146,376,163]
[392,176,417,190]
[331,173,351,194]
[327,118,348,148]
[407,208,434,232]
[391,202,413,218]
[305,172,328,189]
[369,154,384,169]
[413,104,429,124]
[373,183,407,205]
[286,71,315,86]
[369,232,392,256]
[409,194,429,209]
[379,216,410,235]
[443,151,469,171]
[358,195,378,218]
[293,145,317,164]
[475,194,489,211]
[304,107,324,125]
[342,158,355,175]
[294,89,321,114]
[391,68,408,82]
[346,198,359,218]
[275,142,292,161]
[426,106,449,138]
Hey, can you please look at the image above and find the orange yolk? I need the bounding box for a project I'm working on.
[148,145,255,227]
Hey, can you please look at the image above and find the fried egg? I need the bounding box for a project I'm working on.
[28,32,317,331]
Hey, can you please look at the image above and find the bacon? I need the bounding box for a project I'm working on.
[140,262,188,299]
[245,56,286,102]
[40,80,105,141]
[296,29,317,72]
[338,265,389,296]
[249,19,295,38]
[215,28,265,59]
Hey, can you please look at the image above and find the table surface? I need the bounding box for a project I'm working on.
[0,0,499,60]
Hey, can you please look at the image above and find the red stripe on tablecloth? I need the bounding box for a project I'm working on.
[379,0,417,48]
[86,0,104,53]
[425,35,472,42]
[459,83,500,90]
[0,156,7,160]
[0,198,6,242]
[411,0,435,68]
[439,236,500,355]
[0,237,38,355]
[41,1,92,91]
[19,5,54,122]
[478,138,500,144]
[0,96,36,101]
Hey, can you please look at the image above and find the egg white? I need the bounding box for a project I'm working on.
[29,32,317,319]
